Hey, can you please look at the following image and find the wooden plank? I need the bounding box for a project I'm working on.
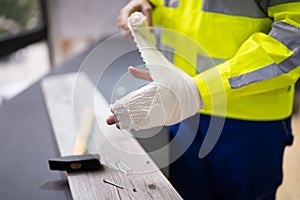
[41,72,182,200]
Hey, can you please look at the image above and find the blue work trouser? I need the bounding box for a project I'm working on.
[169,114,293,200]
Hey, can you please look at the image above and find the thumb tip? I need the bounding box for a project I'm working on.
[128,66,136,73]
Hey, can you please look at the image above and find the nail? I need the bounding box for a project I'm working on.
[103,179,123,189]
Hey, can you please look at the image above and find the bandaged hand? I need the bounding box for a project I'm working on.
[106,12,203,130]
[107,65,203,130]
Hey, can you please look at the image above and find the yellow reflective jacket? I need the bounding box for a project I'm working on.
[148,0,300,120]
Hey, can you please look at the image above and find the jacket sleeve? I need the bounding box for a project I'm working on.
[193,1,300,111]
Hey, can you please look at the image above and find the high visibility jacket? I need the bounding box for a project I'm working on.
[148,0,300,120]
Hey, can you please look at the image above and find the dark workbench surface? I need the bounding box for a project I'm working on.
[0,36,169,199]
[0,48,86,199]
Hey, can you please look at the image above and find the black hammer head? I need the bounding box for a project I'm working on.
[48,154,101,172]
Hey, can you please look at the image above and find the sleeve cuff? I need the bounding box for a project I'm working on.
[193,62,231,112]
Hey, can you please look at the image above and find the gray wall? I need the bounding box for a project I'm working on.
[46,0,128,65]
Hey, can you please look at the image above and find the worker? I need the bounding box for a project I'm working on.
[106,0,300,199]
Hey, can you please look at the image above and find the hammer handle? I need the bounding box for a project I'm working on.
[72,107,94,155]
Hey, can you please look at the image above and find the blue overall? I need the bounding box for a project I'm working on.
[169,114,293,200]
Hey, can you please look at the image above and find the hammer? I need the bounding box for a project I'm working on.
[48,107,101,172]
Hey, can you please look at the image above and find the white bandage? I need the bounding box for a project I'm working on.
[111,12,203,130]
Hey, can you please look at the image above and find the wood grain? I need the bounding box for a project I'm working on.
[41,72,182,200]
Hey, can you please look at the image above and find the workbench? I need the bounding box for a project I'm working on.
[0,36,179,199]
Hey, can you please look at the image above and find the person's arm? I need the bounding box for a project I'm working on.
[193,1,300,111]
[107,1,154,129]
[107,11,203,130]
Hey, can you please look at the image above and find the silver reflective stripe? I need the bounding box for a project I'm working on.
[229,64,284,89]
[269,0,300,6]
[279,48,300,72]
[164,0,179,8]
[229,20,300,89]
[202,0,267,18]
[197,54,226,73]
[229,49,300,89]
[270,21,300,51]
